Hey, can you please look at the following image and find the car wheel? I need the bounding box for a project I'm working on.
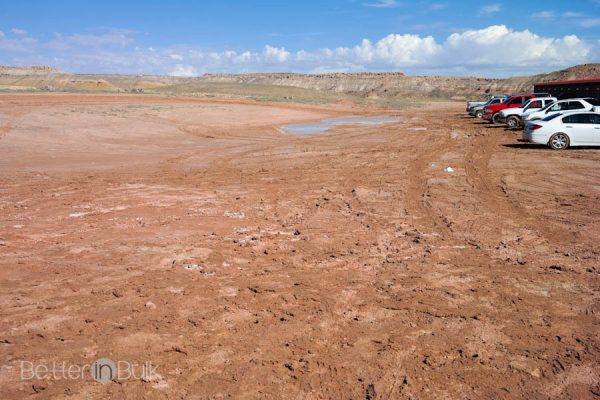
[492,113,501,124]
[507,116,519,128]
[475,110,483,118]
[548,133,570,150]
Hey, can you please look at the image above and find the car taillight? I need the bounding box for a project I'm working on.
[530,124,542,130]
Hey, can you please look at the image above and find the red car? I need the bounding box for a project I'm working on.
[483,94,537,124]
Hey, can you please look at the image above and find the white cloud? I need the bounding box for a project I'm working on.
[345,34,441,66]
[429,3,447,10]
[441,26,589,68]
[0,30,37,52]
[532,10,555,19]
[2,25,598,77]
[563,11,583,18]
[480,4,502,14]
[364,0,399,8]
[235,51,253,63]
[47,28,133,50]
[263,45,290,62]
[579,18,600,28]
[170,64,197,77]
[11,28,27,36]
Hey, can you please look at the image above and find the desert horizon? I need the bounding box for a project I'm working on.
[1,63,599,103]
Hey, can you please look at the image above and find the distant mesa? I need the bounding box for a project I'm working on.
[0,65,63,75]
[0,64,598,100]
[202,72,406,78]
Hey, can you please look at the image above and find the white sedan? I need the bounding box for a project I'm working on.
[522,111,600,150]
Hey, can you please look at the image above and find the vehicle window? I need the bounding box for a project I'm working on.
[491,98,502,104]
[528,100,542,109]
[549,103,564,112]
[566,101,585,110]
[542,113,562,122]
[590,114,600,124]
[562,114,592,124]
[511,97,523,105]
[540,101,555,111]
[587,98,600,106]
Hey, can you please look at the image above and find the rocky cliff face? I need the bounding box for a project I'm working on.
[199,64,600,99]
[201,72,492,98]
[0,64,598,99]
[0,66,63,75]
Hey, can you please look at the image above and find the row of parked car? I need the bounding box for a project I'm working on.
[466,93,600,149]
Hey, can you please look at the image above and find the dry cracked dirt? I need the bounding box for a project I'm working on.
[0,94,599,399]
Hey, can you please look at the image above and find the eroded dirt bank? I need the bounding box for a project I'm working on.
[0,94,599,399]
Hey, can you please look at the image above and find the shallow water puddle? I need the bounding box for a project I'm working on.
[280,115,401,134]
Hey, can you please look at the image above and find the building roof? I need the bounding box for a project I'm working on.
[535,78,600,86]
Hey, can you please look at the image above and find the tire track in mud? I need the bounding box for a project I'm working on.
[403,134,454,239]
[402,116,578,249]
[0,110,22,140]
[464,132,579,245]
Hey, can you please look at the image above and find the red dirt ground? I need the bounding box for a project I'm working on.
[0,94,599,399]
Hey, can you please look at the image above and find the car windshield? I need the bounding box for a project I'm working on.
[539,101,556,111]
[521,99,533,108]
[542,113,562,122]
[501,97,514,104]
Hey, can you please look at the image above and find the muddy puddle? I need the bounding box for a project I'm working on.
[279,115,401,134]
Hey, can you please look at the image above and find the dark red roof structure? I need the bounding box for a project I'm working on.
[535,78,600,86]
[533,78,600,100]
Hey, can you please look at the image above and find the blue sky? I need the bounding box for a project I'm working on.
[1,0,599,77]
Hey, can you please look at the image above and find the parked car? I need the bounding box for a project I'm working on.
[466,95,506,113]
[468,96,507,118]
[496,97,556,127]
[522,109,600,149]
[483,94,539,123]
[521,98,600,126]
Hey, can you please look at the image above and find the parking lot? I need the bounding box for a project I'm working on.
[466,79,600,150]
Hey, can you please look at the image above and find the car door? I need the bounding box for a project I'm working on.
[525,99,543,112]
[591,114,600,144]
[562,114,595,145]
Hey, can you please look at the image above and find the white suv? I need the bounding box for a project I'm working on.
[521,98,600,126]
[498,97,556,127]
